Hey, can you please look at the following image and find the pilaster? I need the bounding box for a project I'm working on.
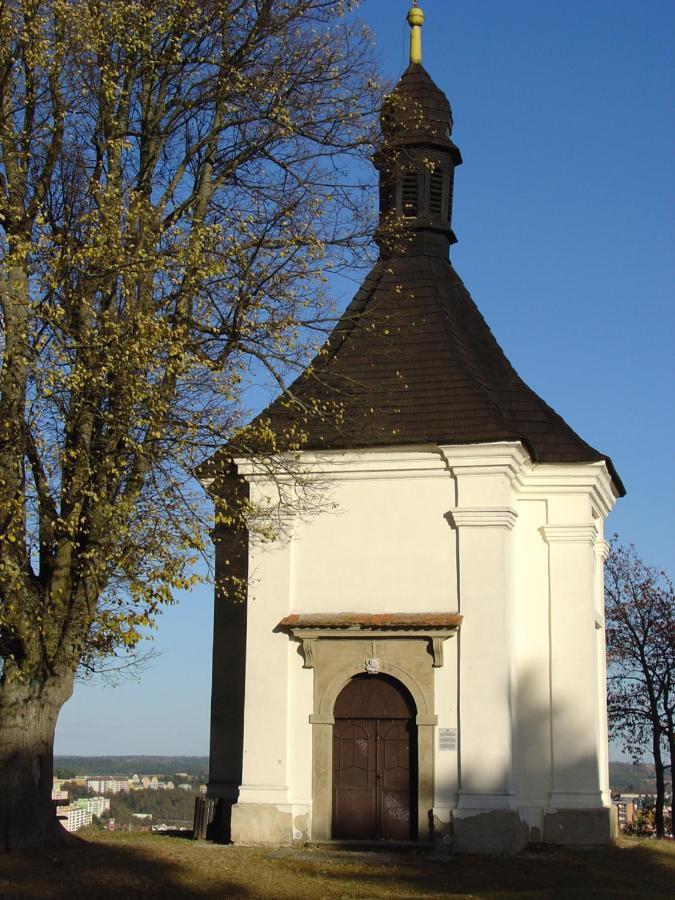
[541,522,604,809]
[235,485,295,813]
[595,537,611,805]
[441,444,527,816]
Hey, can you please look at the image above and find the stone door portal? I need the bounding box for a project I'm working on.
[332,675,417,841]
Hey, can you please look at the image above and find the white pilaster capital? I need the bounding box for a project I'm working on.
[539,523,598,545]
[595,539,611,561]
[515,462,619,518]
[447,506,518,531]
[439,442,531,483]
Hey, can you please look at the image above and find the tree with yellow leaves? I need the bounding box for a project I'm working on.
[0,0,382,850]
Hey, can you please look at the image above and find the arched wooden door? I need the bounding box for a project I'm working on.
[332,675,417,841]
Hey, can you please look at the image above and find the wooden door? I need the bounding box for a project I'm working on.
[377,717,413,841]
[332,718,377,839]
[332,676,416,841]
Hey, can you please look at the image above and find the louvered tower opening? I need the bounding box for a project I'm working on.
[447,173,454,224]
[429,167,443,214]
[401,171,418,217]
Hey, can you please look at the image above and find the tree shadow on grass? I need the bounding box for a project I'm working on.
[1,836,672,899]
[272,841,675,899]
[0,833,249,900]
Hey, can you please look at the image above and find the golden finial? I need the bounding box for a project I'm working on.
[407,2,424,65]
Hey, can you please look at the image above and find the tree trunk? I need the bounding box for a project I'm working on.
[0,668,76,852]
[668,712,674,837]
[652,728,666,839]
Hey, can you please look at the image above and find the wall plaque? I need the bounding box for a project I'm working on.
[439,728,457,751]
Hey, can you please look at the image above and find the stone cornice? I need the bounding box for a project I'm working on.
[439,442,531,484]
[278,613,462,670]
[279,612,463,630]
[447,506,518,531]
[233,445,451,482]
[540,524,598,545]
[229,445,619,522]
[234,443,532,483]
[515,462,618,518]
[291,631,457,669]
[199,476,216,493]
[595,539,611,561]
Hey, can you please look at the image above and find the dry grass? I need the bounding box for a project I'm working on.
[0,832,673,899]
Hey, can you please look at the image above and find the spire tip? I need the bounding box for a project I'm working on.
[407,3,424,65]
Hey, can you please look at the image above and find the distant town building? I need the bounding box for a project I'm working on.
[51,779,69,803]
[60,805,92,833]
[86,777,129,794]
[75,796,110,818]
[165,781,175,791]
[612,797,637,830]
[141,776,151,789]
[177,783,192,791]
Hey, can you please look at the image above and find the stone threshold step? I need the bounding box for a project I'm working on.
[304,839,435,853]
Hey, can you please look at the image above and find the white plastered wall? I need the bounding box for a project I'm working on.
[236,448,459,821]
[231,442,618,842]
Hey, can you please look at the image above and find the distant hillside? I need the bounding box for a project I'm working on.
[609,762,670,795]
[54,756,209,778]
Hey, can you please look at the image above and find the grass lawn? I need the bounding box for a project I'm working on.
[0,832,673,899]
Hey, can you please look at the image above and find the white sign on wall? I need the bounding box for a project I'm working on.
[439,728,457,751]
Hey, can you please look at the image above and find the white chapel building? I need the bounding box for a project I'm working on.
[202,5,624,853]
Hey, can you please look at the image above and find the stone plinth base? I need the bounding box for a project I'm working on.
[216,801,616,851]
[432,813,454,849]
[231,802,309,846]
[453,810,529,855]
[543,807,617,845]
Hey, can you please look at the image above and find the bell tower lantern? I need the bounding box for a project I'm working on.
[375,3,463,257]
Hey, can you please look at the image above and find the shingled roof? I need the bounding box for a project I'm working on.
[382,63,456,146]
[249,252,623,493]
[222,59,624,497]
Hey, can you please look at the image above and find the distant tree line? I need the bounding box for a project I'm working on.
[102,788,196,826]
[54,756,209,779]
[608,762,668,796]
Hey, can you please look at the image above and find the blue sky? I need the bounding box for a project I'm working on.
[55,0,674,758]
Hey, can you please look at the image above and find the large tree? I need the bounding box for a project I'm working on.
[0,0,382,850]
[605,540,674,837]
